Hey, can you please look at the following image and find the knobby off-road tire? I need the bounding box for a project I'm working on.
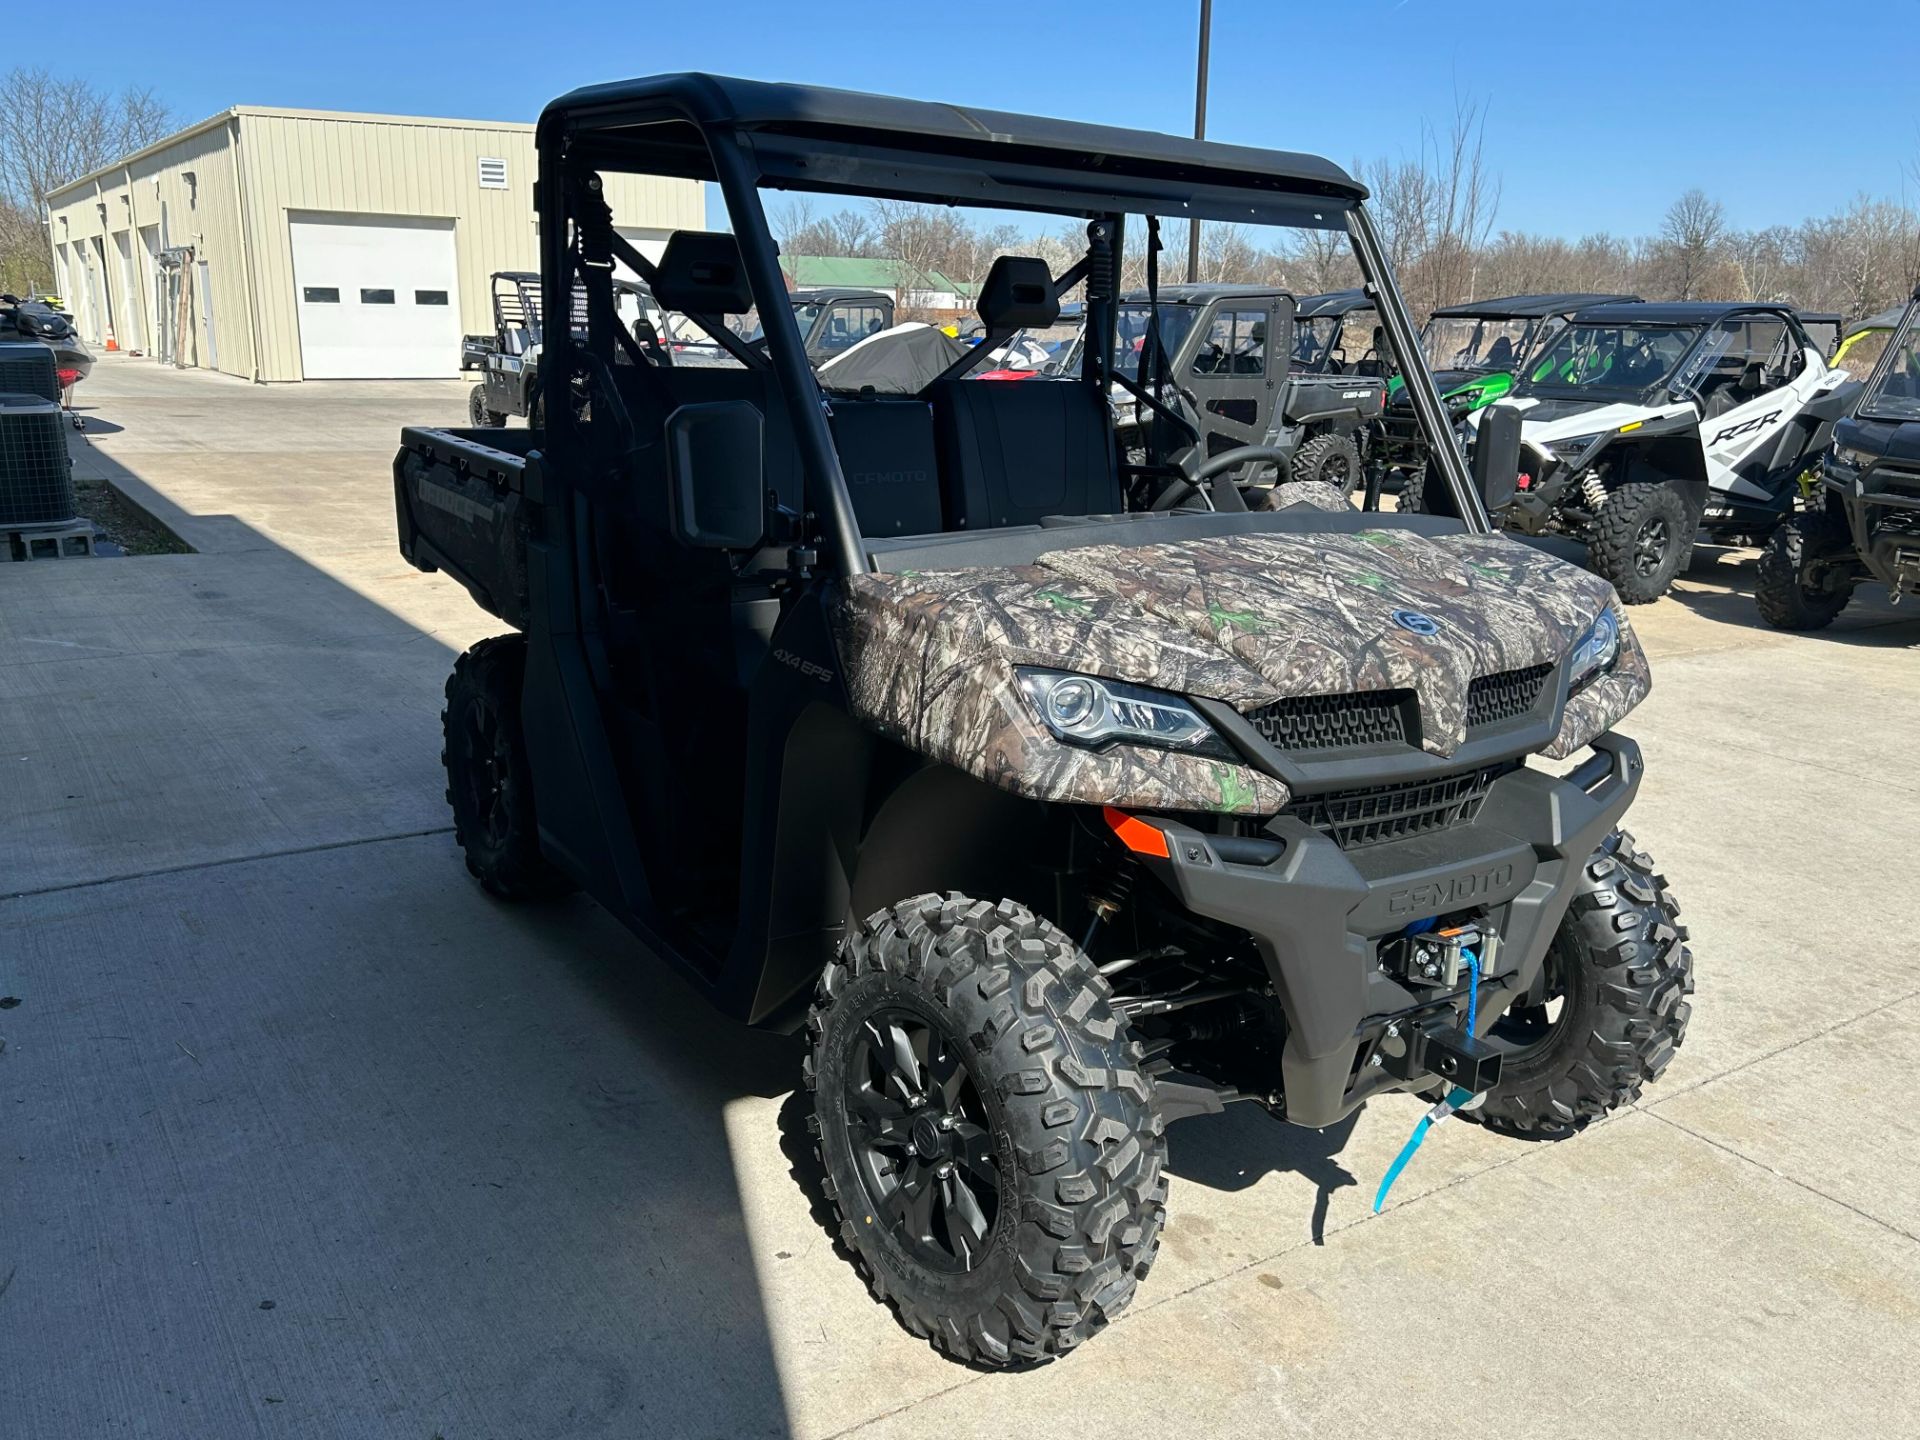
[468,384,504,428]
[1755,512,1853,630]
[442,635,575,901]
[1290,432,1364,496]
[1471,829,1693,1140]
[806,894,1167,1367]
[1588,480,1693,604]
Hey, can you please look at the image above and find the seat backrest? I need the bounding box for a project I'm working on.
[929,379,1119,529]
[828,396,944,537]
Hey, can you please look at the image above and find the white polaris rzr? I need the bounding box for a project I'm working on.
[1459,301,1861,602]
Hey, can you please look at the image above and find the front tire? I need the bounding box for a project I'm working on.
[442,635,575,900]
[1588,480,1693,603]
[1755,513,1853,630]
[807,895,1166,1367]
[1471,830,1692,1140]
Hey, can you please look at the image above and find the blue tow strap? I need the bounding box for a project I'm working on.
[1373,947,1483,1214]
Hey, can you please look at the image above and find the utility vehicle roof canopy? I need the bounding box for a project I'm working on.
[1572,301,1799,326]
[1296,288,1375,318]
[1432,293,1636,320]
[1120,283,1292,305]
[539,74,1367,228]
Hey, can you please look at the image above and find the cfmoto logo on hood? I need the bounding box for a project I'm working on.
[1391,609,1440,636]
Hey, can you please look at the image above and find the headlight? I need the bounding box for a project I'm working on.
[1547,432,1603,460]
[1827,444,1871,474]
[1015,668,1234,759]
[1568,607,1621,694]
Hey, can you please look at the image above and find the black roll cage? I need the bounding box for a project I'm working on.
[533,73,1490,572]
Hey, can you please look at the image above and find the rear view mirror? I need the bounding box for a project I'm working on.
[666,400,766,549]
[1471,403,1522,512]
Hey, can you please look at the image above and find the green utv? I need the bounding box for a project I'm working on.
[393,74,1694,1368]
[1376,294,1638,489]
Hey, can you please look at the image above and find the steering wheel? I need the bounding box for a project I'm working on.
[1148,444,1291,513]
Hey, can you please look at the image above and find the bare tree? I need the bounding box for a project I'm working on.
[767,194,817,251]
[0,68,176,291]
[1653,189,1727,300]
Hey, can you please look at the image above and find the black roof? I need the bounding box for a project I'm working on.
[1430,292,1637,320]
[1570,300,1798,326]
[1847,306,1905,335]
[1295,288,1376,318]
[1119,283,1291,305]
[539,73,1365,226]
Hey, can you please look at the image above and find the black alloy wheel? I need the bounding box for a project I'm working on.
[846,1010,999,1271]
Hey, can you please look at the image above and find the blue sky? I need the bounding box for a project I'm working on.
[69,0,1919,238]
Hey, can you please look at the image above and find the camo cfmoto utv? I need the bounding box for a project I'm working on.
[1757,286,1920,627]
[1445,301,1860,602]
[393,74,1693,1368]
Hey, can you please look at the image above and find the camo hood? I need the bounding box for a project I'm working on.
[834,526,1649,816]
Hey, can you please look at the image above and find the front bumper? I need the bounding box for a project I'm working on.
[1140,734,1644,1127]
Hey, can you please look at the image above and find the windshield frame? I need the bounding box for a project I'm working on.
[1856,300,1920,425]
[1515,320,1706,403]
[1420,314,1537,375]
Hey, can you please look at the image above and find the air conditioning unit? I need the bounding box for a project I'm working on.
[0,341,59,402]
[0,395,78,527]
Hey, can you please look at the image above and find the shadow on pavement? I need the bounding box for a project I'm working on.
[1167,1104,1363,1245]
[0,437,801,1436]
[1670,544,1920,645]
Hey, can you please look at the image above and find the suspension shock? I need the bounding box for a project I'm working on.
[1080,858,1136,955]
[1580,467,1609,513]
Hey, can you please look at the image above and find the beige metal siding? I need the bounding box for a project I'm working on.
[44,117,256,378]
[233,110,702,381]
[47,107,703,383]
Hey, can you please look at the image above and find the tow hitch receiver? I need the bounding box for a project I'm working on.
[1384,1023,1503,1093]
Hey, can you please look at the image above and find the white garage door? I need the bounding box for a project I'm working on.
[290,215,459,378]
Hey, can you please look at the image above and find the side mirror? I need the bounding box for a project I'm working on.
[1471,403,1522,512]
[666,400,766,549]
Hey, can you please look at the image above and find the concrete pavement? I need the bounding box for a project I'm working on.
[3,354,1918,1438]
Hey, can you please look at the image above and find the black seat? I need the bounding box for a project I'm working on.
[829,397,944,537]
[1702,361,1766,421]
[924,253,1119,528]
[929,378,1119,528]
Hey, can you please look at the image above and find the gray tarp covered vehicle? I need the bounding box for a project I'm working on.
[394,73,1693,1369]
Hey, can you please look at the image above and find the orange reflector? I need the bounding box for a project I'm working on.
[1103,806,1170,858]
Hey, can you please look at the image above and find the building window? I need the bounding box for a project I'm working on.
[360,288,395,305]
[414,290,449,306]
[303,286,340,303]
[477,156,508,189]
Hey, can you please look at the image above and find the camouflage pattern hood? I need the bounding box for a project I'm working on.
[834,526,1651,817]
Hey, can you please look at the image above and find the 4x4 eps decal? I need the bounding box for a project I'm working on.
[1707,408,1782,447]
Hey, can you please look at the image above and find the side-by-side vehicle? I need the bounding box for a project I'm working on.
[393,74,1692,1367]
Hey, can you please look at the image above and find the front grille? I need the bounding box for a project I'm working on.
[1246,689,1413,751]
[1466,663,1552,729]
[1282,764,1512,850]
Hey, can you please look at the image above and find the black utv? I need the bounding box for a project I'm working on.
[1757,285,1920,627]
[464,270,665,426]
[1108,283,1387,496]
[394,73,1692,1368]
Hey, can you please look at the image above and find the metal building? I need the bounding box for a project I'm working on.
[42,107,703,382]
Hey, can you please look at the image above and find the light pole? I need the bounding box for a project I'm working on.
[1187,0,1212,283]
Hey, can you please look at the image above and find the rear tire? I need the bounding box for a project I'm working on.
[468,384,504,428]
[1289,432,1364,495]
[1471,830,1692,1140]
[1755,514,1853,630]
[1588,480,1692,604]
[1397,465,1431,515]
[442,635,575,900]
[807,894,1166,1368]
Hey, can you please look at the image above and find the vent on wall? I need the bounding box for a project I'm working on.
[477,156,508,189]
